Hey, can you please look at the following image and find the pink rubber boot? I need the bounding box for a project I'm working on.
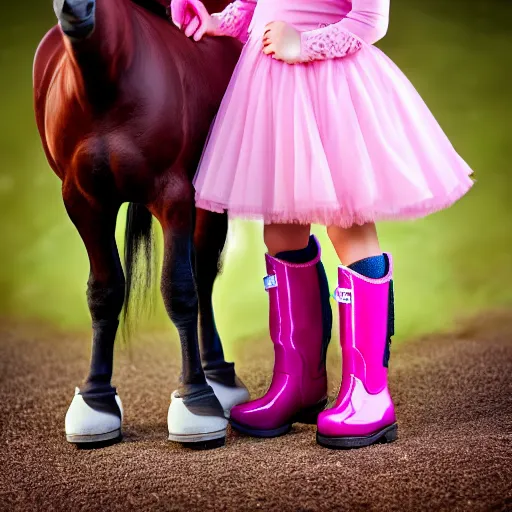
[316,254,398,449]
[230,235,332,437]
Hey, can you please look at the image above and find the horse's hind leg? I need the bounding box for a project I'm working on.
[193,209,250,415]
[153,181,226,447]
[62,183,125,445]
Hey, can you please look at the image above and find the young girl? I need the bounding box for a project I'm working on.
[171,0,474,448]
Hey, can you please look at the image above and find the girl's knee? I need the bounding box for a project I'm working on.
[327,223,378,244]
[326,225,345,246]
[263,223,311,255]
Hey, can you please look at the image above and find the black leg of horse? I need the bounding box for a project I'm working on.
[193,209,236,386]
[157,193,224,419]
[63,184,124,408]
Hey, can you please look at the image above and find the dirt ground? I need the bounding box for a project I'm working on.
[1,311,511,511]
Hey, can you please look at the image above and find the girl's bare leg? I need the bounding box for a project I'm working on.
[327,222,381,266]
[263,223,311,255]
[228,221,331,437]
[317,226,397,449]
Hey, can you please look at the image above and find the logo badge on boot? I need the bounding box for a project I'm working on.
[264,274,278,290]
[334,287,352,304]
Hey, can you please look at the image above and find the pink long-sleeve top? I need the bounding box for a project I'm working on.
[213,0,390,60]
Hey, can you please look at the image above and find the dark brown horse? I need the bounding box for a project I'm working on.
[34,0,247,446]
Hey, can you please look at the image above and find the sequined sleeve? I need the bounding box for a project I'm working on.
[300,0,390,62]
[212,0,257,43]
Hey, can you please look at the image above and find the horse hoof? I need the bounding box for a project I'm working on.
[67,430,122,444]
[206,377,250,418]
[167,390,227,446]
[65,387,123,445]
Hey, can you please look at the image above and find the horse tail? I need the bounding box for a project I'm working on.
[122,203,156,337]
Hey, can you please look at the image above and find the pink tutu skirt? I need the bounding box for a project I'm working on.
[194,22,474,226]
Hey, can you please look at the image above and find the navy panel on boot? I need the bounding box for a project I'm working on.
[384,278,395,368]
[348,254,387,279]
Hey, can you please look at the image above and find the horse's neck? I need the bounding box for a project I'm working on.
[63,0,230,103]
[65,0,134,101]
[202,0,232,13]
[132,0,231,14]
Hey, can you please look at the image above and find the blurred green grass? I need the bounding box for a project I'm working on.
[0,0,511,354]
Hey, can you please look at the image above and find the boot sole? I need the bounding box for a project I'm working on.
[230,399,328,438]
[316,422,398,449]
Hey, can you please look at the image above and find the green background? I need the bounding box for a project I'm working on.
[0,0,511,354]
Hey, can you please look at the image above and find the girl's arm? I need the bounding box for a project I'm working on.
[300,0,390,62]
[211,0,257,43]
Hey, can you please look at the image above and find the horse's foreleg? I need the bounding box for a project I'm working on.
[193,209,250,412]
[62,183,125,444]
[154,183,226,446]
[194,209,229,374]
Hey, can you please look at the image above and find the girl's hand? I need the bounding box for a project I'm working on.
[263,21,302,64]
[170,0,219,41]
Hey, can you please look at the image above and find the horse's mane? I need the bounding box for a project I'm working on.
[130,0,232,19]
[130,0,170,20]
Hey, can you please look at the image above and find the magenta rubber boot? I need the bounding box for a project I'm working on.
[316,253,398,449]
[230,235,332,437]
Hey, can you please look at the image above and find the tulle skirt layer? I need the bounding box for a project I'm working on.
[193,37,474,226]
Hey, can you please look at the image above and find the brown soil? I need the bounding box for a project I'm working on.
[1,311,511,511]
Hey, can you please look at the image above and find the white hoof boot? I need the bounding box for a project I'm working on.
[167,390,228,444]
[206,378,250,418]
[65,387,123,444]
